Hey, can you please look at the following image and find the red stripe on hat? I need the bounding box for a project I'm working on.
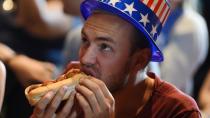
[162,9,170,25]
[154,0,163,14]
[159,3,167,20]
[147,0,154,7]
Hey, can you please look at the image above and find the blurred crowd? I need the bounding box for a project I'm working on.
[0,0,209,117]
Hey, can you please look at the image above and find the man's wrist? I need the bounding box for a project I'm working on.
[3,52,18,65]
[0,43,17,64]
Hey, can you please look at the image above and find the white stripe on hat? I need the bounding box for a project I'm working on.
[154,0,163,14]
[156,0,165,17]
[150,0,159,10]
[162,9,170,25]
[141,0,170,23]
[160,6,169,23]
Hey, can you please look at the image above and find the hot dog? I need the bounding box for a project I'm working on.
[25,69,88,106]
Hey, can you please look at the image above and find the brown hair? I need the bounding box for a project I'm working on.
[130,28,150,54]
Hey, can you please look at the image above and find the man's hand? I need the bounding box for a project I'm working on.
[31,86,77,118]
[31,61,115,118]
[31,79,115,118]
[8,55,55,87]
[76,77,115,118]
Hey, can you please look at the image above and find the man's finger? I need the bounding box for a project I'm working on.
[44,86,67,118]
[57,91,76,118]
[76,85,100,113]
[91,78,114,100]
[33,91,55,117]
[76,93,92,117]
[68,110,77,118]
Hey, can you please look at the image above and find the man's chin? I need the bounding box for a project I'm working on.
[109,84,126,95]
[109,75,129,93]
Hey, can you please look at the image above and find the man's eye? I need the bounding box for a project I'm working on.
[99,43,113,52]
[81,37,87,43]
[81,38,90,46]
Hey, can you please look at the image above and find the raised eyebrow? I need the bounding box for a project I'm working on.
[81,28,116,44]
[96,37,116,44]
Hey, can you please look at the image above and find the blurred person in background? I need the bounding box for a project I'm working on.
[193,0,210,104]
[0,0,71,117]
[62,0,84,66]
[194,1,210,117]
[158,0,209,95]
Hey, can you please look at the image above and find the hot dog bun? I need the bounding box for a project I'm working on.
[25,69,88,106]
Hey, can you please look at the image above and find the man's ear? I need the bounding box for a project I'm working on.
[129,48,151,75]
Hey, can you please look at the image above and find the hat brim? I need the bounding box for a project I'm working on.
[80,0,164,62]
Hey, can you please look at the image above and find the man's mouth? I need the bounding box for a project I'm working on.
[80,67,97,77]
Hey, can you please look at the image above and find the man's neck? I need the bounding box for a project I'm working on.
[113,76,155,118]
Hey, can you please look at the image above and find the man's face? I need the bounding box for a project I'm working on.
[79,13,136,92]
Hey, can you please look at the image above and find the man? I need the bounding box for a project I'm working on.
[31,0,201,117]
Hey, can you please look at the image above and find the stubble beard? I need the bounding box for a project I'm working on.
[105,62,131,93]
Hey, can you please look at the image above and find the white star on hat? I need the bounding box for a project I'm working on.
[108,0,120,6]
[123,2,137,16]
[151,25,158,37]
[139,13,150,27]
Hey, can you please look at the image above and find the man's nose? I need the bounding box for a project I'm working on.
[81,46,97,66]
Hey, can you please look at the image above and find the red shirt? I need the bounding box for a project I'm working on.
[136,73,201,118]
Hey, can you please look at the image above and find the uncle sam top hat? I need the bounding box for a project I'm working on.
[80,0,171,62]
